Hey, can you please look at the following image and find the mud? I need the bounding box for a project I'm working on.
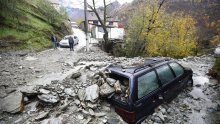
[0,47,219,124]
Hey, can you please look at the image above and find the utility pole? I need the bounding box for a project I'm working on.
[84,0,89,52]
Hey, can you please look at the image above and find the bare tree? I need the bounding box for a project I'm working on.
[88,0,111,52]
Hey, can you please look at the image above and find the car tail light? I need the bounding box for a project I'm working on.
[115,107,136,123]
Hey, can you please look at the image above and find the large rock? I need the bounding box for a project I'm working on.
[77,89,86,101]
[0,86,7,98]
[0,91,24,113]
[99,83,115,97]
[73,99,80,105]
[114,80,122,94]
[41,117,63,124]
[106,78,116,86]
[64,88,76,97]
[97,78,105,86]
[95,112,106,117]
[35,111,49,121]
[39,89,50,94]
[25,101,39,114]
[38,94,60,104]
[0,86,16,98]
[85,84,99,103]
[87,103,97,109]
[71,72,81,79]
[89,109,95,116]
[20,86,38,97]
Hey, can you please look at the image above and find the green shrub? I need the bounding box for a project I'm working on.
[209,58,220,83]
[0,0,71,51]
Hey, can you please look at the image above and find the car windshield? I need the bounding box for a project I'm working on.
[64,36,72,40]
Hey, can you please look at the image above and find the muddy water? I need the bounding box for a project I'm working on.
[179,56,220,124]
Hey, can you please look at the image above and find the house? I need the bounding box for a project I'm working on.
[91,25,124,41]
[79,12,124,41]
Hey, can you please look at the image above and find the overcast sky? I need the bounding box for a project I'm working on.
[61,0,134,9]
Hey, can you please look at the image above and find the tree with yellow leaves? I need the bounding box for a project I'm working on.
[124,0,197,58]
[146,13,197,58]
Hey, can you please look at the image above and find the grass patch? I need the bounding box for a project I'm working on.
[0,0,71,51]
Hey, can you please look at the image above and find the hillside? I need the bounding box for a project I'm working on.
[112,0,220,48]
[166,0,220,47]
[0,0,72,51]
[66,8,84,21]
[67,0,121,22]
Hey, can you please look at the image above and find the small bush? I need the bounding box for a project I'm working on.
[209,58,220,83]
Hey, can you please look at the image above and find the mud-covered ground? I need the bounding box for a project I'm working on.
[0,46,219,124]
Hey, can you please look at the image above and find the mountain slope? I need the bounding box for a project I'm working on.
[0,0,71,51]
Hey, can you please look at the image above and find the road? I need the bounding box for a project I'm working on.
[72,28,98,51]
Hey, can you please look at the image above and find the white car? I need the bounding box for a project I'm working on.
[59,35,79,47]
[214,44,220,57]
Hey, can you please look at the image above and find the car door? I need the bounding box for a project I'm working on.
[134,70,162,122]
[169,62,187,90]
[155,64,176,101]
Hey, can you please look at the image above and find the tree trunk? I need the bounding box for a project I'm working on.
[103,33,111,53]
[88,0,113,53]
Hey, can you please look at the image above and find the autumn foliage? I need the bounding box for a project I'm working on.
[122,1,197,58]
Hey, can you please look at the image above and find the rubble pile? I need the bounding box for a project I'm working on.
[0,63,129,124]
[0,54,219,124]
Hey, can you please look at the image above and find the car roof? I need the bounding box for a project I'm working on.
[107,58,173,76]
[64,35,76,38]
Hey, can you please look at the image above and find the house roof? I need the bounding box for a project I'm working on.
[83,11,119,22]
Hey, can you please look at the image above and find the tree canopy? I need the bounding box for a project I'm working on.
[122,0,197,58]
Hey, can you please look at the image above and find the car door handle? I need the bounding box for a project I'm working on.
[158,95,163,100]
[136,103,142,107]
[164,91,168,94]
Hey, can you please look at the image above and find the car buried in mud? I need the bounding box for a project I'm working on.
[106,58,193,124]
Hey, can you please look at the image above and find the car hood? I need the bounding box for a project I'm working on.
[60,39,68,43]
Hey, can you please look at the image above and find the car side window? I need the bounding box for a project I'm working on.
[156,64,175,85]
[169,63,184,77]
[138,71,159,99]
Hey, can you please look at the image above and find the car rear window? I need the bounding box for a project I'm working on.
[156,64,175,85]
[169,63,184,77]
[109,73,130,103]
[137,71,159,99]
